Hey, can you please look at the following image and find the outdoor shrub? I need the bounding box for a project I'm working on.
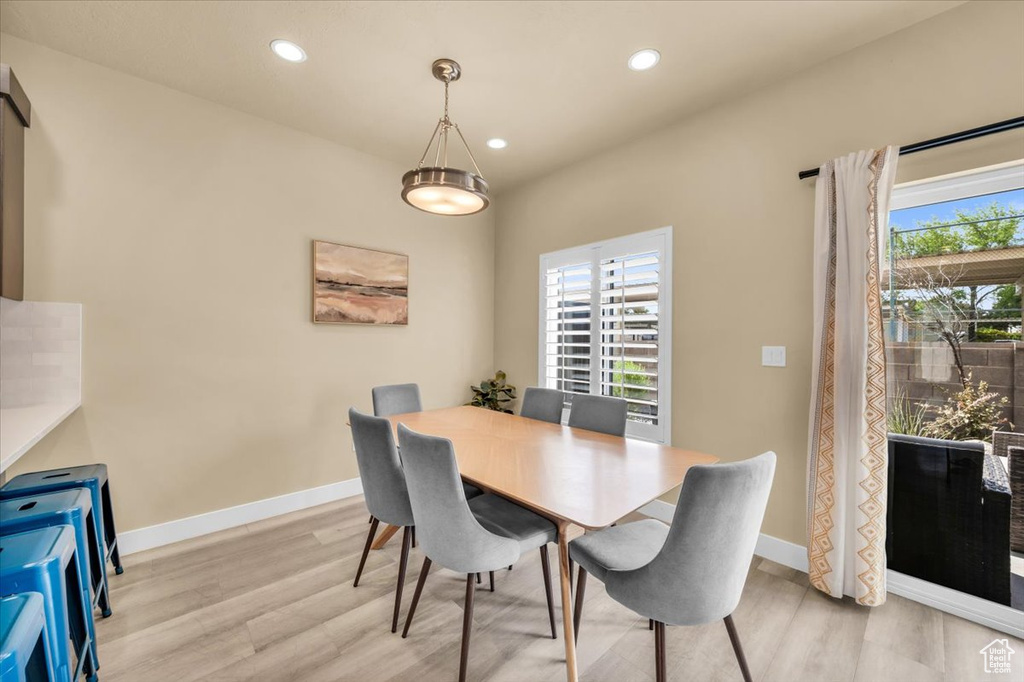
[974,327,1022,342]
[609,360,653,400]
[921,373,1011,442]
[887,389,930,437]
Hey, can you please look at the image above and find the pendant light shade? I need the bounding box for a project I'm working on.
[402,168,489,215]
[402,59,489,216]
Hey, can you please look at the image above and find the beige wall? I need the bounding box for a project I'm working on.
[493,1,1024,545]
[3,1,1022,545]
[0,35,495,531]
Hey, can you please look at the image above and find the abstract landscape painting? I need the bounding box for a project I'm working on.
[313,240,409,325]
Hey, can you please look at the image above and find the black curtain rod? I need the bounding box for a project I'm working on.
[797,115,1024,180]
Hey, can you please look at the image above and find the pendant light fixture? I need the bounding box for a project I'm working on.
[401,59,489,216]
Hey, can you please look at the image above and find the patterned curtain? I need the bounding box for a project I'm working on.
[807,147,898,606]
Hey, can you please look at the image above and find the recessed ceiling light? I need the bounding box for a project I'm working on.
[628,48,660,71]
[270,39,307,63]
[486,138,508,150]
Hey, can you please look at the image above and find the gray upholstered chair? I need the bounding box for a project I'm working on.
[349,408,418,633]
[520,387,565,424]
[567,393,628,437]
[370,384,483,500]
[570,452,776,682]
[397,424,558,682]
[372,383,423,417]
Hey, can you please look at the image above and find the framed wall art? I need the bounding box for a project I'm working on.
[312,240,409,325]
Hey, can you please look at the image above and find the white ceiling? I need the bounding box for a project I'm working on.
[0,0,963,190]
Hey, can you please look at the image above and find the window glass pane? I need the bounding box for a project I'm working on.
[884,167,1022,608]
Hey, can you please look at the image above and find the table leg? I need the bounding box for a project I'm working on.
[557,521,579,682]
[371,524,401,550]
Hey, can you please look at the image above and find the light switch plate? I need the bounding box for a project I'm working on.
[762,346,786,367]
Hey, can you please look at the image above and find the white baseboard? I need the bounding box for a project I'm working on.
[117,477,363,556]
[753,533,810,573]
[638,499,1023,639]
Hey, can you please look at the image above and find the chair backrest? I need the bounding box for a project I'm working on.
[520,387,564,424]
[397,424,519,573]
[885,432,1010,602]
[371,383,423,417]
[605,451,776,626]
[349,408,414,527]
[567,394,627,437]
[886,432,985,563]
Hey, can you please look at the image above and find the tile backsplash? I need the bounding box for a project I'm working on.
[0,297,82,409]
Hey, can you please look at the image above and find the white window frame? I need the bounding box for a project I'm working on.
[538,226,673,443]
[891,160,1024,209]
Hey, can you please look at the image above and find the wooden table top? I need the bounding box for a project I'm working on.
[387,406,719,529]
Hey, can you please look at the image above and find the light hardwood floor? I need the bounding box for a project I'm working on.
[94,496,1022,681]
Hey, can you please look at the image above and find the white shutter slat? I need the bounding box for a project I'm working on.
[600,253,659,270]
[600,283,659,298]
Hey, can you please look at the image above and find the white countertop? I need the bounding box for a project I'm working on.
[0,401,81,473]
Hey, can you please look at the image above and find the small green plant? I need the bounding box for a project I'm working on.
[887,389,929,437]
[467,370,517,413]
[921,373,1011,442]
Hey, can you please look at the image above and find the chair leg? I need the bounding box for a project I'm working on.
[654,621,666,682]
[573,567,587,644]
[477,572,481,584]
[411,526,416,549]
[85,511,112,617]
[391,526,412,633]
[402,557,432,638]
[101,481,124,574]
[539,546,557,639]
[354,518,379,587]
[489,570,495,592]
[459,573,476,682]
[724,615,753,682]
[649,618,654,631]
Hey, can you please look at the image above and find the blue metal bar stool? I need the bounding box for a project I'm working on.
[0,593,56,682]
[1,464,124,575]
[1,489,112,619]
[0,526,98,682]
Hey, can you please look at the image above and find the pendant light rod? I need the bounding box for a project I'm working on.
[413,60,484,177]
[417,119,443,169]
[453,124,483,178]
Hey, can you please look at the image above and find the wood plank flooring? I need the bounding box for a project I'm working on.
[94,496,1022,681]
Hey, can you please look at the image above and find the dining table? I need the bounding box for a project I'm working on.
[375,405,719,682]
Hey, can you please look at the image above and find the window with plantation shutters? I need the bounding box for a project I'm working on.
[539,227,672,443]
